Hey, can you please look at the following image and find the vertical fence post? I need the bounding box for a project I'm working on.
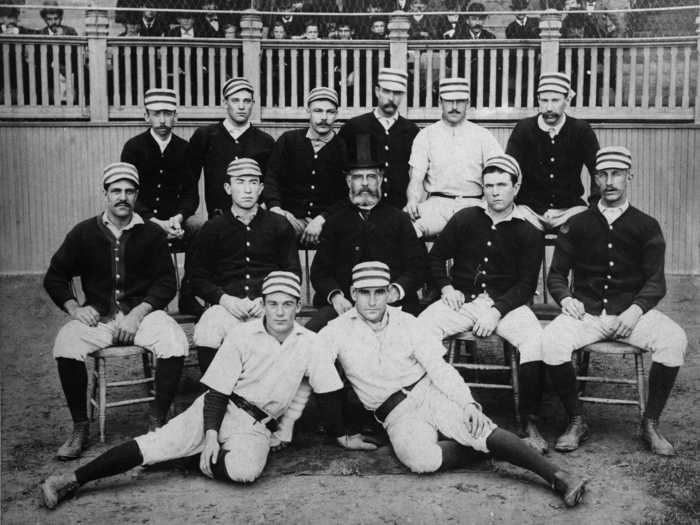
[240,9,263,123]
[388,12,410,114]
[85,9,109,122]
[695,13,700,123]
[539,9,562,74]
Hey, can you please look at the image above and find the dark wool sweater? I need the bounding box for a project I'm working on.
[338,112,419,209]
[548,205,666,315]
[311,201,428,308]
[263,129,348,219]
[188,123,275,217]
[120,131,199,221]
[429,206,544,316]
[44,216,176,317]
[506,115,599,214]
[188,208,300,304]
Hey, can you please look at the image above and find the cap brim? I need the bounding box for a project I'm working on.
[352,279,390,288]
[378,81,407,92]
[596,161,630,171]
[440,93,469,101]
[145,102,177,111]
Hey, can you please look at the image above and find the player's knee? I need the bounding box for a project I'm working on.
[541,325,572,365]
[53,321,87,359]
[394,443,442,473]
[193,306,227,348]
[653,322,687,367]
[223,453,265,483]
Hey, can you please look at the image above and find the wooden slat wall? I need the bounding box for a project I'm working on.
[0,122,698,275]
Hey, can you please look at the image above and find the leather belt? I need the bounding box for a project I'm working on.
[230,392,280,433]
[374,374,426,424]
[429,192,483,199]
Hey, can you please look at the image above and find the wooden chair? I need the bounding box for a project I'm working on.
[575,341,646,418]
[89,345,155,443]
[445,332,521,425]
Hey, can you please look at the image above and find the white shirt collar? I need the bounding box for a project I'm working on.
[181,27,194,38]
[537,113,567,137]
[597,200,629,224]
[149,129,172,153]
[101,211,144,239]
[251,317,306,338]
[479,201,525,225]
[373,108,398,130]
[223,118,251,140]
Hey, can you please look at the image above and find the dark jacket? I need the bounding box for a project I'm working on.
[505,17,540,39]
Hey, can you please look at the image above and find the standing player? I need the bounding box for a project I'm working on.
[43,163,189,459]
[338,68,419,209]
[542,146,687,455]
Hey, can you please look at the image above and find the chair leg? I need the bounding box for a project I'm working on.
[576,350,591,396]
[142,351,154,396]
[635,353,646,419]
[90,358,98,422]
[508,343,521,427]
[98,356,107,443]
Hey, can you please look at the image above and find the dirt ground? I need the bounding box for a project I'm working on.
[1,275,699,525]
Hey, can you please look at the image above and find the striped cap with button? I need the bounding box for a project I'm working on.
[306,86,339,107]
[261,271,302,299]
[482,153,522,182]
[351,261,391,289]
[222,77,254,99]
[377,68,408,93]
[103,162,139,188]
[439,77,470,101]
[595,146,632,171]
[226,158,262,179]
[537,72,573,97]
[144,88,177,111]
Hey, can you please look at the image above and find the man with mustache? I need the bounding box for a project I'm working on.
[542,147,687,455]
[188,158,300,374]
[43,163,189,460]
[263,87,348,245]
[405,78,502,238]
[337,68,419,210]
[506,72,600,231]
[38,1,77,35]
[306,134,427,332]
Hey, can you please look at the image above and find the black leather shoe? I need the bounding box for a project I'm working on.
[641,417,676,456]
[56,422,89,461]
[41,473,80,509]
[554,416,589,452]
[552,470,587,507]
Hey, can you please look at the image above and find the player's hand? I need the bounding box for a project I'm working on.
[199,430,220,479]
[561,297,586,320]
[301,215,325,246]
[168,215,185,239]
[336,434,379,451]
[113,311,140,345]
[69,304,100,327]
[472,307,501,338]
[441,286,465,311]
[463,403,490,439]
[245,297,264,318]
[403,200,421,220]
[269,435,290,452]
[331,293,353,316]
[150,218,181,239]
[612,304,643,339]
[219,295,249,320]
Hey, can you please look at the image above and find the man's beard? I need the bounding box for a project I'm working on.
[350,188,380,208]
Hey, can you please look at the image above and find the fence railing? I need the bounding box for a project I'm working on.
[0,9,698,122]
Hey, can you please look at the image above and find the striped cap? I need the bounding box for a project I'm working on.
[439,77,470,101]
[144,88,177,111]
[377,68,408,92]
[222,77,254,99]
[306,86,339,107]
[262,271,302,299]
[226,158,262,179]
[595,146,632,171]
[537,72,572,96]
[103,162,139,188]
[483,154,522,182]
[351,261,391,289]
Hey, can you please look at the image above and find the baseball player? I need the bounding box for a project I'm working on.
[418,154,548,453]
[188,77,275,219]
[317,262,587,507]
[543,146,687,455]
[337,68,419,210]
[43,162,189,460]
[40,271,377,510]
[188,158,300,373]
[263,87,348,245]
[405,78,503,238]
[506,72,600,231]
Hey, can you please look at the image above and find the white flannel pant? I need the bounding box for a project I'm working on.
[135,394,271,483]
[412,196,483,238]
[517,205,588,232]
[383,378,496,473]
[542,309,687,367]
[193,304,260,348]
[418,296,543,364]
[52,310,188,361]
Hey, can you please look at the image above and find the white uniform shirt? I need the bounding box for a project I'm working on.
[318,306,475,411]
[409,119,503,197]
[202,319,343,418]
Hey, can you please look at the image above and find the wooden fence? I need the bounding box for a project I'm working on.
[1,10,698,122]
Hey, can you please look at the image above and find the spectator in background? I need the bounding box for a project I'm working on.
[438,0,468,39]
[39,1,77,35]
[271,20,288,39]
[1,6,34,34]
[337,21,353,40]
[506,0,540,39]
[118,11,142,36]
[224,23,238,39]
[266,0,305,39]
[301,20,320,39]
[368,17,387,39]
[408,0,434,40]
[197,0,225,38]
[137,0,168,37]
[168,11,198,38]
[582,0,616,37]
[465,2,495,39]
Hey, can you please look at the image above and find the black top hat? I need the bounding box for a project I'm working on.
[346,134,383,170]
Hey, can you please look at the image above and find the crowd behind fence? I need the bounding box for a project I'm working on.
[0,3,698,122]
